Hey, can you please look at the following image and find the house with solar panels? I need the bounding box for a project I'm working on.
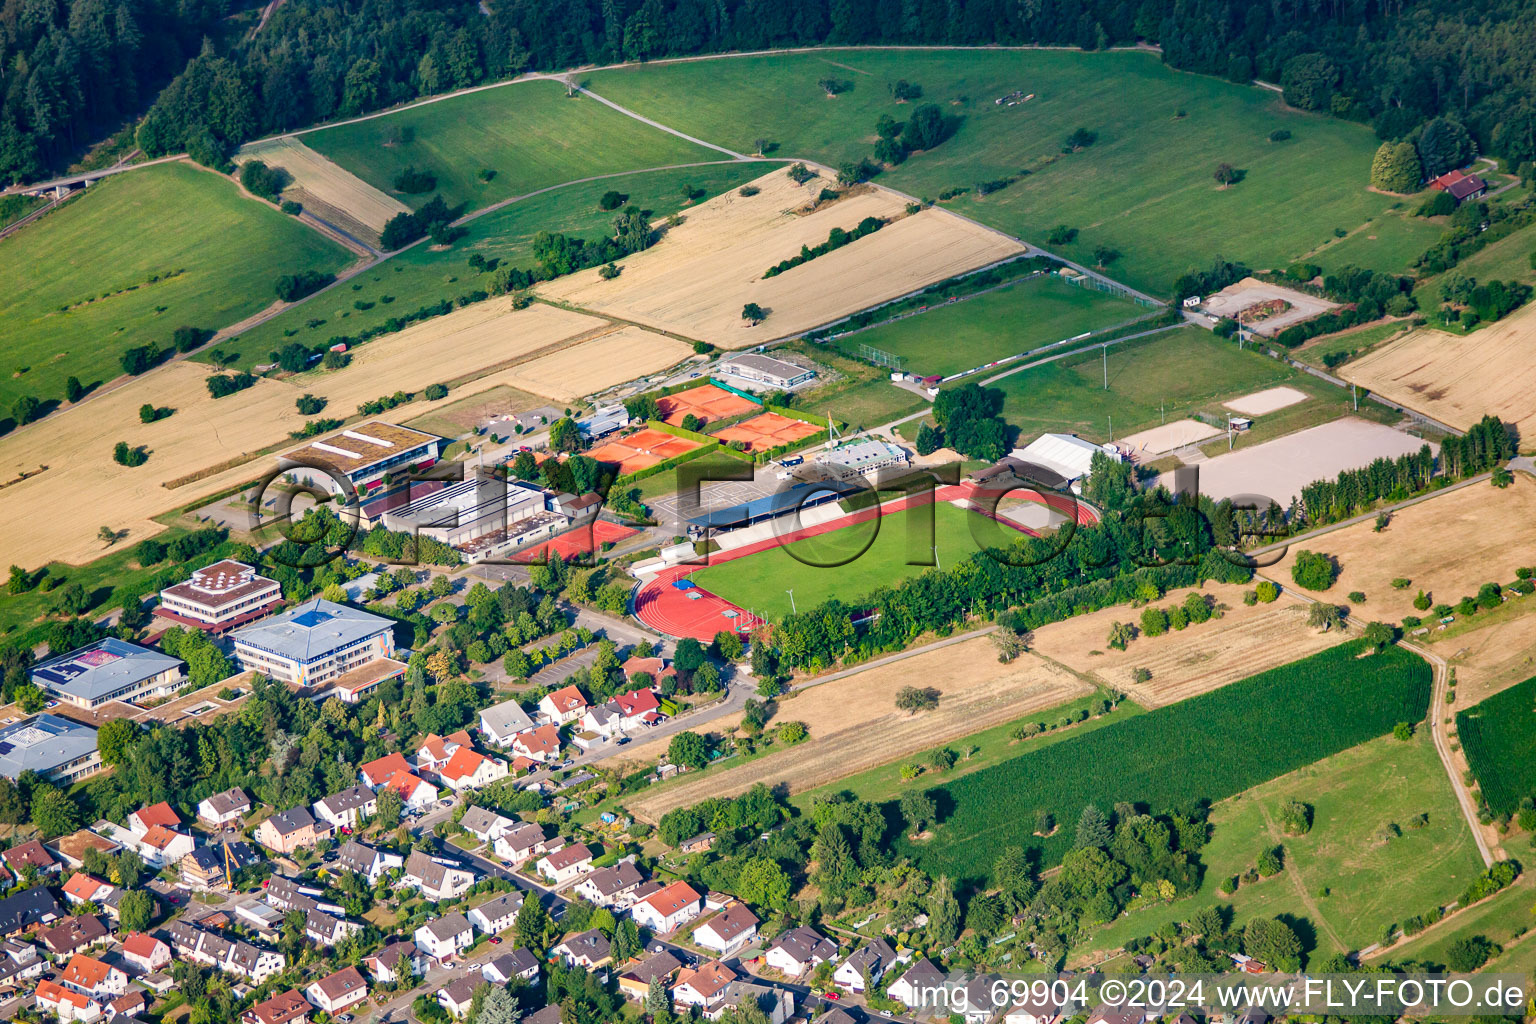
[30,638,184,710]
[0,714,103,783]
[230,598,403,698]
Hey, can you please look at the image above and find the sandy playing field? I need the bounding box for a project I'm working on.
[1202,277,1339,337]
[494,325,691,401]
[1117,418,1222,456]
[656,384,759,426]
[1030,582,1344,706]
[539,167,1023,346]
[622,637,1092,821]
[1158,417,1435,506]
[1224,385,1309,415]
[0,302,613,566]
[1266,472,1536,623]
[587,427,703,474]
[713,412,822,452]
[236,137,410,235]
[1340,305,1536,438]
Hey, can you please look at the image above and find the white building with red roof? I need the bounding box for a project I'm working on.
[439,747,509,791]
[61,874,115,908]
[414,731,472,776]
[537,685,588,725]
[36,979,100,1022]
[536,843,593,885]
[156,561,282,632]
[127,802,180,835]
[120,933,171,973]
[59,954,127,998]
[630,880,702,934]
[510,725,561,763]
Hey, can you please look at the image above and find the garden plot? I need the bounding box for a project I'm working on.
[1202,277,1339,336]
[1158,417,1434,505]
[1266,472,1536,623]
[1339,303,1536,437]
[624,639,1091,822]
[1224,385,1308,415]
[236,136,410,236]
[539,167,1023,347]
[1030,582,1343,706]
[1116,418,1222,456]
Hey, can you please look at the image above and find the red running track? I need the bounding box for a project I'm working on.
[634,483,1097,640]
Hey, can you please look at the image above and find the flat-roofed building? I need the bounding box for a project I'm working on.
[231,598,396,688]
[279,421,446,498]
[812,436,909,481]
[30,639,183,710]
[716,354,816,390]
[156,561,282,632]
[0,715,102,783]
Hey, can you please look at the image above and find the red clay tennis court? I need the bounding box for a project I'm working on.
[511,519,640,562]
[656,384,760,426]
[587,428,704,474]
[713,412,822,452]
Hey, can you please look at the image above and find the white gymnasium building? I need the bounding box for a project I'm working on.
[278,421,446,499]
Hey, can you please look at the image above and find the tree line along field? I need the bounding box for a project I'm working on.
[583,49,1398,294]
[688,501,1019,622]
[1456,675,1536,818]
[1082,730,1483,959]
[198,163,767,370]
[301,80,727,211]
[832,271,1146,378]
[896,640,1432,885]
[0,161,352,412]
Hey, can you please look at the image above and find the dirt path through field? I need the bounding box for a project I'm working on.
[1258,800,1347,952]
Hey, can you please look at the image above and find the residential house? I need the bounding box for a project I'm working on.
[363,941,423,985]
[402,851,476,901]
[525,1008,562,1024]
[39,915,108,958]
[0,886,64,937]
[713,982,792,1024]
[242,991,311,1024]
[1087,1008,1150,1024]
[481,948,539,986]
[0,938,45,989]
[833,937,898,992]
[415,731,473,777]
[383,769,439,811]
[536,843,592,885]
[678,833,715,854]
[313,785,377,830]
[537,685,588,725]
[620,656,675,687]
[304,966,369,1015]
[305,909,362,947]
[59,955,127,999]
[1005,989,1062,1024]
[120,933,171,974]
[954,976,1005,1024]
[493,823,549,867]
[131,825,194,868]
[439,746,511,791]
[62,874,115,910]
[672,961,738,1013]
[510,725,561,764]
[438,974,482,1018]
[36,979,101,1022]
[359,752,414,789]
[180,843,263,892]
[692,903,758,956]
[573,861,644,908]
[888,958,946,1011]
[467,891,523,936]
[414,913,473,962]
[459,806,516,845]
[255,807,325,855]
[197,789,252,828]
[49,831,120,872]
[336,841,403,885]
[165,922,285,982]
[630,880,702,935]
[106,990,147,1022]
[763,925,837,978]
[2,840,59,877]
[478,699,535,747]
[617,949,681,1001]
[126,803,180,836]
[613,687,663,730]
[263,877,327,914]
[552,929,610,969]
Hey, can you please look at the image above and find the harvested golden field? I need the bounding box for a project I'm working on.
[539,167,1023,347]
[1268,473,1536,622]
[493,324,691,401]
[236,137,410,234]
[1445,609,1536,707]
[1340,305,1536,439]
[0,303,610,566]
[623,638,1091,822]
[1030,582,1343,706]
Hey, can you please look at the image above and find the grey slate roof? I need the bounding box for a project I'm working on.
[232,598,393,663]
[30,638,180,704]
[0,887,62,933]
[315,785,374,819]
[0,715,99,780]
[264,806,317,837]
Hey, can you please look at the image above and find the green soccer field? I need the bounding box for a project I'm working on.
[302,79,727,211]
[585,49,1398,294]
[0,161,351,413]
[834,271,1147,377]
[689,501,1021,621]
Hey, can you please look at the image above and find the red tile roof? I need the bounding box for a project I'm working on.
[132,802,181,830]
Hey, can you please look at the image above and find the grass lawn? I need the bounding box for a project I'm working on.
[0,161,350,411]
[1383,872,1536,973]
[1306,203,1444,276]
[791,693,1144,811]
[973,325,1350,446]
[200,162,766,369]
[303,79,726,211]
[1412,218,1536,309]
[689,501,1008,621]
[833,271,1146,377]
[778,339,929,430]
[1292,320,1412,370]
[0,194,44,230]
[585,49,1397,294]
[1456,674,1536,817]
[1080,731,1484,960]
